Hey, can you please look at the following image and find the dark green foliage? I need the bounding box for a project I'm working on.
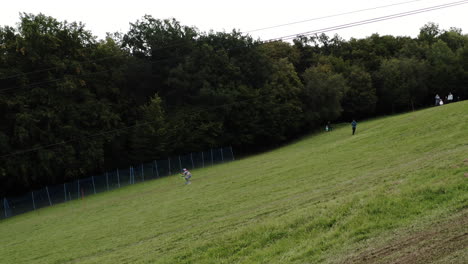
[0,15,467,196]
[302,64,347,127]
[342,66,376,119]
[376,58,429,112]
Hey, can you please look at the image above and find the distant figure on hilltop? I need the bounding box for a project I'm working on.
[325,121,333,132]
[180,168,192,185]
[435,94,441,106]
[447,92,453,103]
[351,120,357,135]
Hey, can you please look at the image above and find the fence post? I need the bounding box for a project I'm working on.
[190,153,195,169]
[178,156,182,170]
[202,151,204,168]
[46,186,52,206]
[3,198,8,218]
[154,161,159,178]
[92,176,96,194]
[220,148,224,163]
[77,180,80,199]
[230,146,235,161]
[31,192,36,210]
[141,164,145,182]
[130,166,133,184]
[211,148,214,165]
[64,184,67,202]
[106,172,109,191]
[168,158,171,175]
[117,169,121,188]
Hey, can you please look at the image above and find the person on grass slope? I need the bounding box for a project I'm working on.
[181,168,192,184]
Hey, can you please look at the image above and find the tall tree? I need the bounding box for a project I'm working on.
[342,66,376,120]
[377,58,429,112]
[301,64,347,127]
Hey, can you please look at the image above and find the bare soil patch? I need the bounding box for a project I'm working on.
[342,212,467,264]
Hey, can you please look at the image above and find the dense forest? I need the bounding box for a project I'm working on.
[1,13,467,196]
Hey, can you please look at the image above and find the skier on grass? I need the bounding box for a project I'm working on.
[181,168,192,185]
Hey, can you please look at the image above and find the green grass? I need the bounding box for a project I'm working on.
[1,102,467,264]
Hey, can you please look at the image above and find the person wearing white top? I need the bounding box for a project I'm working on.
[180,168,192,184]
[447,92,453,103]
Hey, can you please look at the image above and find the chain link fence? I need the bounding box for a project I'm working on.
[1,146,234,220]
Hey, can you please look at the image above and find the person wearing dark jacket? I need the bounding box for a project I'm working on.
[351,120,357,135]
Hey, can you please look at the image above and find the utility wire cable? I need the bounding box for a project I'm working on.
[268,0,468,41]
[1,0,467,157]
[0,0,437,82]
[245,0,428,33]
[2,0,465,95]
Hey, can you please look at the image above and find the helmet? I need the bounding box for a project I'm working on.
[183,168,187,171]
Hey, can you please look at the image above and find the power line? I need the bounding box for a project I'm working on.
[2,0,464,96]
[245,0,428,33]
[0,0,437,82]
[268,0,468,42]
[1,0,466,157]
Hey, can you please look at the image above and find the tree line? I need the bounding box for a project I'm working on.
[1,13,467,196]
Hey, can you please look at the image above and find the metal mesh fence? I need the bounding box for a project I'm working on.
[143,163,157,181]
[203,150,214,167]
[179,154,194,170]
[93,174,108,193]
[5,194,33,217]
[1,147,234,220]
[48,184,67,205]
[119,168,132,187]
[1,198,6,220]
[169,156,181,175]
[222,147,235,162]
[213,148,224,164]
[192,152,204,168]
[156,159,170,178]
[65,180,80,201]
[107,170,120,190]
[79,177,93,197]
[32,188,51,210]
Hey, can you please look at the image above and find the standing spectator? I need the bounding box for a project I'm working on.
[325,121,333,132]
[447,92,453,103]
[435,94,441,106]
[351,120,357,135]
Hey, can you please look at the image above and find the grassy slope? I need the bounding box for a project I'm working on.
[0,102,467,264]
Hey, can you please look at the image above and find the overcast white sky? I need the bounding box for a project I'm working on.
[1,0,467,41]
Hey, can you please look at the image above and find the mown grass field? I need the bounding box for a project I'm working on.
[1,102,467,264]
